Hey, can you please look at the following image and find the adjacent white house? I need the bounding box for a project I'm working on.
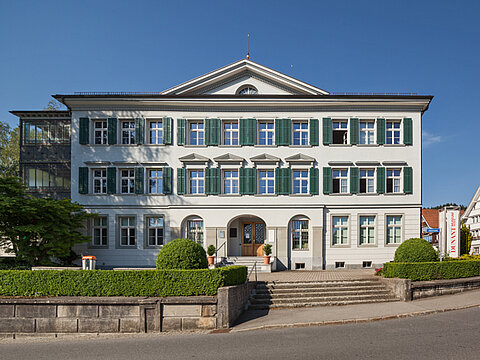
[52,58,432,270]
[462,185,480,254]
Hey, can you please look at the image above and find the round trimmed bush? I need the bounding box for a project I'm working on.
[394,238,438,263]
[156,238,208,270]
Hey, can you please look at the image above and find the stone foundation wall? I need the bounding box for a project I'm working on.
[411,276,480,300]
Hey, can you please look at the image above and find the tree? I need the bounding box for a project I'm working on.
[429,203,466,210]
[43,99,63,111]
[460,224,473,255]
[0,122,19,177]
[0,176,93,266]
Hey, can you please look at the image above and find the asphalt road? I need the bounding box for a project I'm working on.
[1,307,479,360]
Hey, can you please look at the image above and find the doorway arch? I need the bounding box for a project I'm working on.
[227,215,266,257]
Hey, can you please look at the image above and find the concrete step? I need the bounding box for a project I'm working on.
[248,297,398,310]
[255,285,387,294]
[259,281,383,289]
[253,289,392,299]
[250,293,395,304]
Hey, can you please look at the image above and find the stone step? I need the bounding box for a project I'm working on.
[257,282,383,290]
[255,285,387,294]
[250,293,395,304]
[253,289,391,299]
[248,297,397,310]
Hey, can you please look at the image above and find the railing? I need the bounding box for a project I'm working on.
[215,241,226,260]
[246,262,257,283]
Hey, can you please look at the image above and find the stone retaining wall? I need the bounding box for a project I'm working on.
[411,276,480,300]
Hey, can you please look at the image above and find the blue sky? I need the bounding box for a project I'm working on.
[1,0,479,207]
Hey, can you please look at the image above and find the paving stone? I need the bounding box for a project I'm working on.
[36,318,78,333]
[57,305,98,318]
[78,319,119,333]
[16,305,56,318]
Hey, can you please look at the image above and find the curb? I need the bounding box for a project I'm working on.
[229,304,480,333]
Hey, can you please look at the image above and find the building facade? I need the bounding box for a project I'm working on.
[462,185,480,255]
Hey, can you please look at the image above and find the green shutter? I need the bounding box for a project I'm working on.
[78,167,88,194]
[107,118,117,145]
[163,117,173,145]
[135,118,145,145]
[376,167,385,194]
[404,167,413,194]
[275,168,291,194]
[248,168,256,194]
[134,167,144,194]
[309,167,319,195]
[275,119,291,146]
[240,167,247,194]
[377,118,385,145]
[404,118,413,145]
[162,167,172,194]
[239,118,256,146]
[350,118,359,145]
[79,118,89,145]
[177,168,186,195]
[323,118,332,145]
[177,119,186,146]
[205,118,220,146]
[310,119,319,146]
[205,168,220,194]
[350,167,359,194]
[107,167,116,194]
[323,167,332,194]
[275,168,281,194]
[240,168,256,194]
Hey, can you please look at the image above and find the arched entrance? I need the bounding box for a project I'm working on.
[227,215,266,257]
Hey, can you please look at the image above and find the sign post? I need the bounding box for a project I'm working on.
[438,207,460,259]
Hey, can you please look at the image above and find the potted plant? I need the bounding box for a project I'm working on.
[207,245,216,266]
[263,244,272,265]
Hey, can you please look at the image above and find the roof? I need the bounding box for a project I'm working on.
[462,184,480,220]
[10,110,70,117]
[422,209,439,228]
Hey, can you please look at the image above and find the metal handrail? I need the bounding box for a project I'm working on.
[215,241,226,259]
[246,262,257,283]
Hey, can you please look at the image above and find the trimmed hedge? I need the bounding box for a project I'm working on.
[0,266,247,297]
[383,260,480,281]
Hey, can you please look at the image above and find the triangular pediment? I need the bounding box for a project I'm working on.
[250,153,281,162]
[285,153,315,163]
[179,153,210,162]
[213,153,245,162]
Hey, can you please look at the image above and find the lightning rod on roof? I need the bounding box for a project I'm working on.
[246,34,250,59]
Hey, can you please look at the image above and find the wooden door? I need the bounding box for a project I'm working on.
[241,222,265,257]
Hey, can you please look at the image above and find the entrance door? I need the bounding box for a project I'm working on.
[242,222,265,256]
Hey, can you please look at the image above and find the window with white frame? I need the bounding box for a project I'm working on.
[293,170,309,194]
[223,170,239,194]
[149,120,163,144]
[223,121,239,145]
[187,219,204,246]
[359,120,375,144]
[189,121,204,145]
[386,169,401,193]
[147,216,164,247]
[119,217,136,246]
[93,169,107,194]
[120,169,135,194]
[148,169,163,194]
[359,216,375,245]
[386,120,401,144]
[121,120,135,145]
[360,169,375,193]
[386,215,402,244]
[292,218,309,250]
[189,170,204,194]
[259,170,275,194]
[258,121,274,145]
[332,216,349,245]
[332,169,348,194]
[94,120,107,145]
[332,120,348,144]
[92,216,107,246]
[293,121,308,146]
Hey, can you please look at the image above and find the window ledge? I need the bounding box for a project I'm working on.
[290,145,312,148]
[254,145,277,148]
[292,248,310,252]
[145,245,164,249]
[218,145,241,148]
[384,144,406,147]
[117,246,138,249]
[328,144,351,147]
[356,193,378,196]
[184,145,207,148]
[358,244,378,248]
[218,194,242,197]
[143,144,167,147]
[385,243,401,247]
[183,194,207,197]
[384,192,407,196]
[330,244,351,248]
[289,194,312,197]
[328,193,353,196]
[356,144,378,147]
[254,194,278,197]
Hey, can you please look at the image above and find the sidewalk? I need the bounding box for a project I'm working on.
[231,289,480,332]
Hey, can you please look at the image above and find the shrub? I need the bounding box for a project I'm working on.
[207,245,216,256]
[394,238,438,263]
[263,244,272,256]
[382,260,480,281]
[156,239,208,270]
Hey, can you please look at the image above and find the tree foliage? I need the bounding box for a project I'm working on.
[0,122,19,177]
[428,203,466,210]
[43,99,63,111]
[460,224,473,256]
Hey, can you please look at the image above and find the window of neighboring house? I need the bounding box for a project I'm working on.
[189,170,205,194]
[386,120,401,144]
[292,218,309,250]
[224,170,239,194]
[119,217,136,246]
[223,121,239,145]
[332,169,348,194]
[332,120,348,144]
[187,219,204,246]
[332,216,349,245]
[24,165,70,189]
[24,123,70,144]
[359,216,375,245]
[148,169,163,194]
[121,120,135,145]
[189,121,204,145]
[359,120,375,144]
[258,121,274,145]
[92,216,108,246]
[292,121,309,146]
[386,215,402,244]
[293,170,309,194]
[147,216,164,247]
[93,169,107,194]
[149,120,163,144]
[386,169,401,193]
[94,120,108,144]
[120,169,135,194]
[259,170,275,195]
[359,169,375,193]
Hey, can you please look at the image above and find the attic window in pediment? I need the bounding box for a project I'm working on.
[237,85,258,95]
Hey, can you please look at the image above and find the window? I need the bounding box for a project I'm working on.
[148,169,163,194]
[24,122,71,144]
[237,86,258,95]
[120,169,135,194]
[293,170,309,194]
[359,121,375,144]
[93,169,107,194]
[119,217,136,246]
[121,120,135,145]
[149,120,163,144]
[258,121,274,145]
[147,217,164,247]
[189,170,204,194]
[224,170,239,194]
[332,169,348,194]
[332,120,348,144]
[386,120,401,144]
[187,220,204,246]
[332,216,348,245]
[386,169,401,193]
[360,169,375,193]
[293,121,308,146]
[24,165,70,190]
[92,216,107,246]
[259,170,275,194]
[359,216,375,245]
[223,121,239,145]
[94,120,107,145]
[292,219,309,250]
[189,121,204,145]
[386,215,402,244]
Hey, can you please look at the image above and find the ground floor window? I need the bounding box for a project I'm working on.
[332,216,348,245]
[291,219,309,249]
[147,217,164,246]
[119,217,136,246]
[92,216,107,246]
[386,215,402,244]
[359,216,375,245]
[187,220,204,247]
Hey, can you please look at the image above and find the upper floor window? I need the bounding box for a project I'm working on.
[24,165,70,190]
[359,121,375,144]
[293,121,308,146]
[120,169,135,194]
[332,120,348,144]
[189,121,204,146]
[93,169,107,194]
[149,120,163,144]
[94,120,107,145]
[24,122,71,144]
[386,169,401,193]
[386,120,401,144]
[189,170,205,194]
[237,85,258,95]
[223,121,239,146]
[293,170,309,194]
[332,169,348,194]
[259,170,275,195]
[121,120,135,145]
[224,170,239,194]
[258,121,274,145]
[148,169,163,194]
[360,169,375,193]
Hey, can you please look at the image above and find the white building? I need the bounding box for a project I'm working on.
[54,59,432,270]
[462,185,480,254]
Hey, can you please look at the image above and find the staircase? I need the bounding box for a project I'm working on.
[220,256,272,273]
[248,278,398,310]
